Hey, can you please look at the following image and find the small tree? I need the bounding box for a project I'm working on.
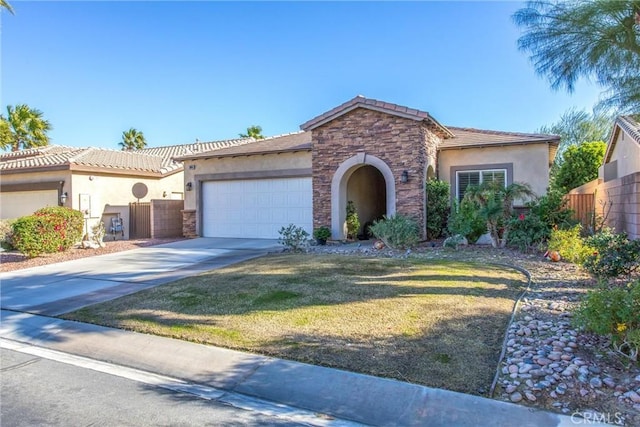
[464,182,535,248]
[345,201,360,240]
[0,105,52,152]
[426,178,450,240]
[119,128,147,151]
[239,125,264,139]
[552,141,606,193]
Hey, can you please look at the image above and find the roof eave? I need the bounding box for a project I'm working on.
[178,146,312,161]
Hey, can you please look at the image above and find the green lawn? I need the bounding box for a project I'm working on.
[64,254,527,395]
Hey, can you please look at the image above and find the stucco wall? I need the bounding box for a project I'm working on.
[182,152,312,211]
[438,143,551,200]
[607,130,640,179]
[71,171,184,240]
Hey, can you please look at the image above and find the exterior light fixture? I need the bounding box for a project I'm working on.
[400,170,409,183]
[186,182,193,191]
[60,192,68,205]
[162,191,167,198]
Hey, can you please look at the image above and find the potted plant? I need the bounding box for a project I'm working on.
[313,226,331,245]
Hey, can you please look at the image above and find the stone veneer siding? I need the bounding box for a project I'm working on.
[311,108,443,238]
[182,209,197,238]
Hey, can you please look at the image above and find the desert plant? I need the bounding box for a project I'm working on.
[313,226,331,244]
[584,229,640,279]
[11,206,84,257]
[278,224,309,252]
[91,221,106,248]
[426,179,450,240]
[369,214,420,250]
[0,218,15,250]
[447,199,486,244]
[547,225,593,264]
[345,201,360,240]
[573,280,640,362]
[464,181,535,248]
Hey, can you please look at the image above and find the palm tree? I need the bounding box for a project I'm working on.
[1,0,14,14]
[239,125,264,139]
[464,181,535,248]
[0,104,52,152]
[119,128,147,151]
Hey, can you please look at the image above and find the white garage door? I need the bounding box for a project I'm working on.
[0,190,59,220]
[202,177,312,239]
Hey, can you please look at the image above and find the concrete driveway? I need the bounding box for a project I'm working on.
[0,238,281,316]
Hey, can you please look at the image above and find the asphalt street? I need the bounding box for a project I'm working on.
[0,347,305,427]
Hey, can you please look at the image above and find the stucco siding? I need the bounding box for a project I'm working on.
[438,143,551,199]
[608,131,640,179]
[71,172,184,240]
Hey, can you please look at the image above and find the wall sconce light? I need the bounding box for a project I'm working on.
[186,182,193,191]
[400,170,409,183]
[60,192,68,205]
[162,191,167,198]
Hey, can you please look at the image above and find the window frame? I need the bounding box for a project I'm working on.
[455,168,508,202]
[449,163,513,203]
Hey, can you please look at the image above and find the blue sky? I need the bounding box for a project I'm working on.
[2,1,603,149]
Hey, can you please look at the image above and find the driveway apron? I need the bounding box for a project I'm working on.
[0,238,281,316]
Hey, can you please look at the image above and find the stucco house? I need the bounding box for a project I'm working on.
[0,138,248,238]
[569,115,640,239]
[178,96,560,240]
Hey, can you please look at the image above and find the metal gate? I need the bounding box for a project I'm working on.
[129,202,151,239]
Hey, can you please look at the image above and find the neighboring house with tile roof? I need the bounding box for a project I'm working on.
[178,96,560,240]
[568,115,640,239]
[0,138,250,239]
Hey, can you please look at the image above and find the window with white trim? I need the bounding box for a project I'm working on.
[456,169,506,201]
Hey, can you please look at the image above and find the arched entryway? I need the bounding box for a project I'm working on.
[347,166,386,238]
[331,153,396,239]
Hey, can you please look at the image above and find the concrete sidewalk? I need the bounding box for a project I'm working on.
[0,309,606,427]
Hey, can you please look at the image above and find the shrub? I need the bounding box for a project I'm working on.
[573,280,640,362]
[0,219,15,250]
[346,201,360,240]
[583,229,640,279]
[547,225,593,264]
[426,179,450,240]
[313,226,331,244]
[507,212,549,252]
[369,214,420,250]
[278,224,309,252]
[533,189,576,230]
[447,199,486,244]
[11,206,84,257]
[91,221,106,247]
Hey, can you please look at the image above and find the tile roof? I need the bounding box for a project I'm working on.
[439,127,560,149]
[300,95,454,137]
[0,138,253,175]
[604,115,640,163]
[175,132,312,160]
[140,138,253,161]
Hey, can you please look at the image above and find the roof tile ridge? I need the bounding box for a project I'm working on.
[260,131,306,141]
[446,125,559,139]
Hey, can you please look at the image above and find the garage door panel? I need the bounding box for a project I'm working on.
[0,190,59,220]
[202,178,312,238]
